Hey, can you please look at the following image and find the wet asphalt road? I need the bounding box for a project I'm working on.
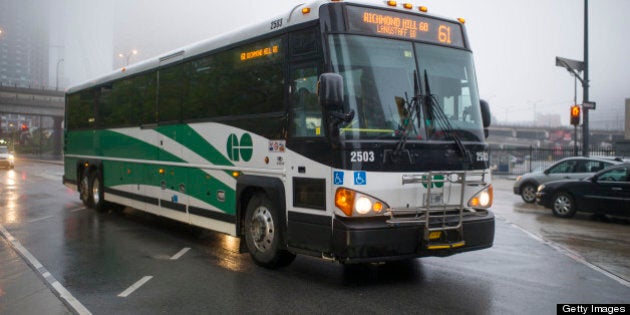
[1,161,629,314]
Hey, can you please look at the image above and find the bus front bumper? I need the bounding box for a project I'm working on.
[331,211,494,263]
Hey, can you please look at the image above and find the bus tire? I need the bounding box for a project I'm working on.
[89,170,107,213]
[79,170,94,208]
[244,193,295,268]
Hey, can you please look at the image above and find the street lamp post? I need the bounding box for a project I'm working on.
[555,0,590,157]
[582,0,590,157]
[527,99,542,125]
[118,49,138,66]
[555,56,584,155]
[55,58,64,91]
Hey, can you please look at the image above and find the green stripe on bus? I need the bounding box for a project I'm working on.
[156,124,233,167]
[65,130,178,161]
[103,160,236,214]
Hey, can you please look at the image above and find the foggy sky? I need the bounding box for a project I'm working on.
[55,0,630,128]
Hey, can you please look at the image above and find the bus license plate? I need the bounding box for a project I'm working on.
[424,193,443,206]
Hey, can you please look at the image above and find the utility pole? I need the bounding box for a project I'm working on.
[555,0,591,157]
[582,0,590,157]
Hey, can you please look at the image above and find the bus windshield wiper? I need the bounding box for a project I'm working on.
[423,70,472,164]
[390,71,421,162]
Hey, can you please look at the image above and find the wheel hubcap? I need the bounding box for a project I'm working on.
[249,206,274,252]
[80,176,89,201]
[523,186,535,201]
[92,178,100,205]
[554,196,570,214]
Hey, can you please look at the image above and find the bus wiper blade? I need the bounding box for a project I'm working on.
[389,92,417,163]
[393,72,424,158]
[423,71,472,164]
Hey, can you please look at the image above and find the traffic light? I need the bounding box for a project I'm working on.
[570,105,580,126]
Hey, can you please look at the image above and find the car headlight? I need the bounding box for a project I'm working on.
[515,175,522,182]
[468,184,493,208]
[537,184,545,192]
[8,154,14,161]
[335,188,387,217]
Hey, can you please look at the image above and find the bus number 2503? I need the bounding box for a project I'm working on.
[270,19,283,30]
[350,151,375,163]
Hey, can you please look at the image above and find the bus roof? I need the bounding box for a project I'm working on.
[67,0,459,94]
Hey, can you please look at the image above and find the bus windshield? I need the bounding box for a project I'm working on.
[328,34,484,142]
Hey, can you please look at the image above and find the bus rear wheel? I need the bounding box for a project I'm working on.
[244,193,295,268]
[79,171,94,208]
[89,171,107,212]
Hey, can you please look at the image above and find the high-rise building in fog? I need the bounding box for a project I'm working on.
[0,0,50,88]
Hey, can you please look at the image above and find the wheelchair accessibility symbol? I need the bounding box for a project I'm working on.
[333,171,344,185]
[354,171,367,185]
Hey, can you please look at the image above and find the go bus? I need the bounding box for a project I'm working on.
[63,0,494,268]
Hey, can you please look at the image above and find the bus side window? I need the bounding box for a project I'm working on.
[291,66,321,137]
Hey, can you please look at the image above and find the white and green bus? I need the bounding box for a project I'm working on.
[63,0,495,268]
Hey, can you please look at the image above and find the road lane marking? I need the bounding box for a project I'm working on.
[27,215,54,223]
[170,247,191,260]
[118,276,153,298]
[38,173,61,181]
[506,220,630,289]
[70,207,87,212]
[0,224,92,315]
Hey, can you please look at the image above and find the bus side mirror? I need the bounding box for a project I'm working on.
[318,73,353,147]
[318,73,344,109]
[480,99,491,138]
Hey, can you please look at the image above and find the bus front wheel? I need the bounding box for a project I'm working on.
[244,193,295,268]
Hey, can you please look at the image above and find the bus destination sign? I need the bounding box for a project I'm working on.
[346,6,465,48]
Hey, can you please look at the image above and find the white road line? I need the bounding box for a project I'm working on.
[70,207,87,212]
[170,247,191,260]
[38,174,61,181]
[28,215,54,223]
[507,221,630,289]
[0,224,92,315]
[118,276,153,298]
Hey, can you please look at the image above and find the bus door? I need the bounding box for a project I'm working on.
[286,62,332,254]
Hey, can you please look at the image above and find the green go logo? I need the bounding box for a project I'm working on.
[422,174,444,188]
[227,133,253,162]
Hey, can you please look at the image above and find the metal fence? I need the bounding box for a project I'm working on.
[489,146,617,176]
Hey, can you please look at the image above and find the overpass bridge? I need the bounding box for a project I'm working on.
[0,85,64,116]
[488,124,624,149]
[0,84,65,156]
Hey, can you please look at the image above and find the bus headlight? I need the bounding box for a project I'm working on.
[335,188,388,217]
[355,196,372,214]
[468,184,493,208]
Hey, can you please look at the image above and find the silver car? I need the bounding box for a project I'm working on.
[513,156,621,203]
[0,146,15,169]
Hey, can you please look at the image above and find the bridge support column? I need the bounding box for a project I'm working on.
[53,116,63,158]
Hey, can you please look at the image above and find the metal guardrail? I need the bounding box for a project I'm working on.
[489,146,618,176]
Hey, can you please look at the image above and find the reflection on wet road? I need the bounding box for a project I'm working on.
[492,177,630,284]
[1,162,629,314]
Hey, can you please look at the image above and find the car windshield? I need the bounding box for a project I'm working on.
[0,147,8,154]
[327,34,484,142]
